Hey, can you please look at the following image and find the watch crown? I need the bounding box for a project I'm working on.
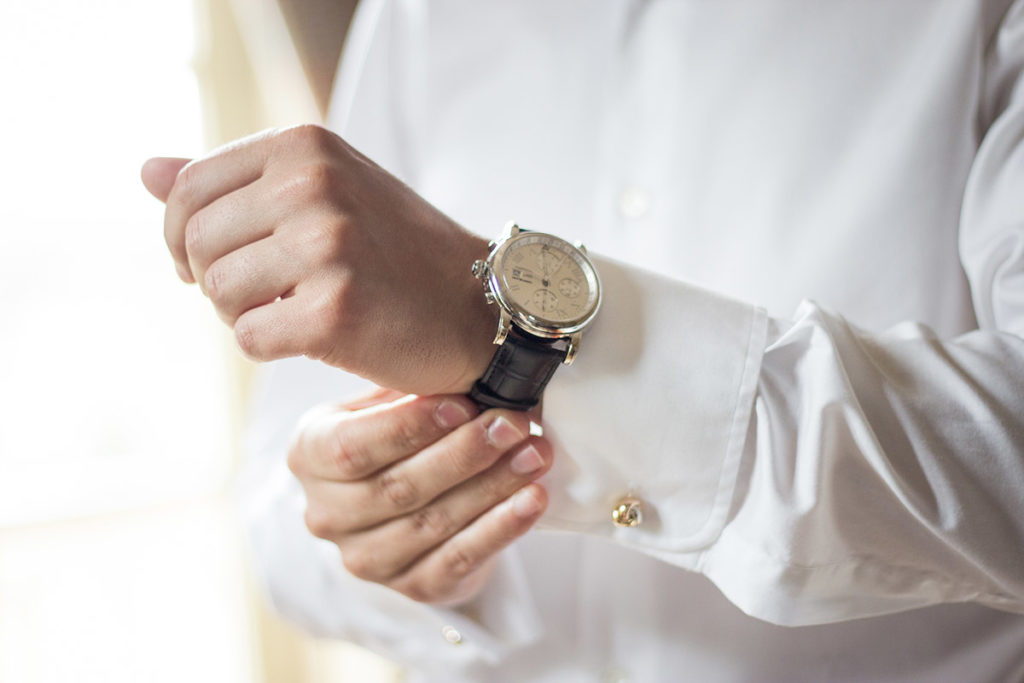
[471,259,487,279]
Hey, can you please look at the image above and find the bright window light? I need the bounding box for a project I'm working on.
[0,2,233,525]
[0,3,256,682]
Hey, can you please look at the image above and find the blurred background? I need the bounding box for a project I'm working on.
[0,1,401,680]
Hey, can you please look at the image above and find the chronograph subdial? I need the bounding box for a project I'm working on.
[558,277,581,298]
[531,289,558,313]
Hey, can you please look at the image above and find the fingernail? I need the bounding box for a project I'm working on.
[487,416,524,449]
[509,444,544,475]
[435,400,471,429]
[511,487,543,518]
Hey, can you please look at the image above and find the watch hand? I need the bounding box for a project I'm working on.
[549,257,568,279]
[541,258,553,279]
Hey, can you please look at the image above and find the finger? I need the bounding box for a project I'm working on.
[290,394,480,482]
[288,389,412,468]
[230,290,323,361]
[335,437,552,582]
[164,133,273,282]
[335,409,534,529]
[141,157,190,202]
[203,235,306,324]
[232,276,360,362]
[339,386,407,411]
[182,179,279,288]
[387,484,548,604]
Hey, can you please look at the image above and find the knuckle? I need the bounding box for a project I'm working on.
[285,442,304,476]
[234,318,263,359]
[386,412,426,456]
[296,221,351,277]
[300,161,340,194]
[286,425,317,477]
[376,470,419,512]
[171,161,201,206]
[183,213,204,257]
[303,507,335,540]
[329,433,369,480]
[398,580,433,604]
[341,549,379,581]
[203,261,228,302]
[313,288,344,329]
[296,123,335,147]
[303,287,347,362]
[440,541,476,580]
[304,217,349,259]
[278,124,337,156]
[276,162,342,205]
[409,505,455,539]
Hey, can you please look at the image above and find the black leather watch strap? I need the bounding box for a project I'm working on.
[469,327,567,411]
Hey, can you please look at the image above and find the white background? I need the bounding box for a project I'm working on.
[0,2,257,680]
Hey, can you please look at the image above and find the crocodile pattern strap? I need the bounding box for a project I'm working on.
[469,327,567,411]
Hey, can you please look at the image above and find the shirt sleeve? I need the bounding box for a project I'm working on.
[239,1,1024,674]
[541,1,1024,626]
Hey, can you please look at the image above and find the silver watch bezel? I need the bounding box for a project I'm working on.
[477,223,602,340]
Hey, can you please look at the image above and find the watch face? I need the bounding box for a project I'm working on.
[492,232,600,332]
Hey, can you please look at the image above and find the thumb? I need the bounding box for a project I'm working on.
[140,157,191,203]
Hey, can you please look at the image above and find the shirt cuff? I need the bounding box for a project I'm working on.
[539,255,767,552]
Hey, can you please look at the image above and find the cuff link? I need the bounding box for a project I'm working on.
[611,497,643,528]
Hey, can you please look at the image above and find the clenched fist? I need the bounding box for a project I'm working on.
[289,388,552,605]
[141,125,496,395]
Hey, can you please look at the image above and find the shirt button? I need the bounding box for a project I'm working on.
[618,186,651,219]
[441,625,463,645]
[611,497,643,528]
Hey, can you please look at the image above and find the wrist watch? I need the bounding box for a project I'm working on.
[469,221,602,410]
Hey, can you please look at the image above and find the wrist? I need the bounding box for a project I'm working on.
[462,223,603,411]
[447,232,500,393]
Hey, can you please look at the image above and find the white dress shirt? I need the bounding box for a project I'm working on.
[241,1,1024,680]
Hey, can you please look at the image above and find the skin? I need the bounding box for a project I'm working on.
[140,124,497,396]
[141,125,554,604]
[288,388,550,605]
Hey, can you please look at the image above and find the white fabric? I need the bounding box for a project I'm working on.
[240,1,1024,680]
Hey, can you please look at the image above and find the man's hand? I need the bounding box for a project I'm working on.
[140,125,496,395]
[289,388,551,605]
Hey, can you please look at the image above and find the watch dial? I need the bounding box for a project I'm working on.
[496,234,598,326]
